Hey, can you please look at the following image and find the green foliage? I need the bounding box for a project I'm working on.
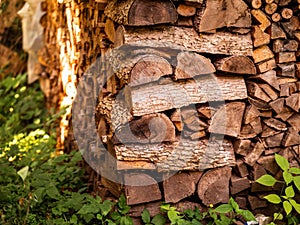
[256,154,300,225]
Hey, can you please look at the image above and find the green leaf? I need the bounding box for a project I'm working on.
[77,204,99,214]
[141,209,151,224]
[283,171,293,185]
[237,209,256,221]
[168,210,182,224]
[283,201,292,215]
[264,194,281,204]
[17,166,29,182]
[275,154,289,171]
[256,174,277,186]
[293,176,300,191]
[229,197,239,211]
[152,214,167,225]
[70,215,78,224]
[46,185,61,200]
[273,212,283,220]
[289,199,300,214]
[289,167,300,175]
[120,216,133,225]
[214,204,233,213]
[100,200,114,216]
[285,186,295,198]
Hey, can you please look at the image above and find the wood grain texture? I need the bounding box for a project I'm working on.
[114,138,236,171]
[115,26,253,56]
[214,56,256,75]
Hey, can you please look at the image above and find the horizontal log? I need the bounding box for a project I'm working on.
[126,75,248,116]
[114,138,236,171]
[115,26,253,56]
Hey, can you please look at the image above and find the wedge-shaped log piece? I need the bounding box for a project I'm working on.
[263,118,287,131]
[282,128,300,147]
[209,102,246,137]
[286,93,300,112]
[214,56,256,75]
[175,52,215,79]
[251,9,271,31]
[194,0,251,32]
[268,23,287,39]
[197,167,232,206]
[249,70,279,91]
[114,138,235,171]
[114,113,176,144]
[244,141,265,166]
[287,113,300,132]
[115,26,253,56]
[126,75,248,116]
[269,98,293,121]
[252,25,270,48]
[130,55,172,87]
[252,45,274,63]
[124,173,162,205]
[256,58,276,73]
[247,81,272,103]
[258,83,279,101]
[263,132,285,147]
[105,0,177,26]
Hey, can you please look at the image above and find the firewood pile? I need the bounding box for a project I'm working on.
[42,0,300,219]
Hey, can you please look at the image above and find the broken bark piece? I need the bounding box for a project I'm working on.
[124,173,162,205]
[244,141,265,166]
[270,98,294,121]
[214,56,256,75]
[175,52,215,80]
[209,102,246,137]
[104,0,177,26]
[268,23,287,39]
[163,172,197,203]
[230,175,250,195]
[114,113,176,144]
[251,9,271,31]
[194,0,251,32]
[277,63,295,77]
[263,132,285,147]
[130,55,172,87]
[282,128,300,147]
[249,70,279,91]
[126,75,248,116]
[197,167,232,206]
[115,26,253,56]
[276,52,296,64]
[252,26,270,47]
[252,45,274,63]
[177,4,196,17]
[114,138,236,171]
[247,81,272,103]
[263,118,287,131]
[286,93,299,112]
[234,139,252,156]
[256,58,276,73]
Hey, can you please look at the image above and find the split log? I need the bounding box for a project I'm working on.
[170,109,183,131]
[244,141,265,166]
[279,0,291,6]
[214,56,256,75]
[129,202,161,217]
[209,102,246,137]
[115,26,253,56]
[277,63,295,77]
[276,52,296,63]
[249,70,279,91]
[175,16,194,27]
[256,58,276,73]
[105,18,116,43]
[239,124,258,139]
[194,0,251,32]
[286,93,299,112]
[181,107,208,131]
[116,161,156,170]
[235,159,249,177]
[124,173,162,205]
[244,104,260,125]
[197,106,217,119]
[251,164,271,192]
[230,175,250,194]
[247,81,272,103]
[130,55,172,87]
[281,8,293,19]
[183,130,206,140]
[263,132,285,147]
[281,16,300,37]
[252,45,274,63]
[163,172,199,203]
[249,117,263,134]
[260,110,273,118]
[261,124,281,138]
[175,52,215,80]
[269,98,294,121]
[234,139,252,156]
[282,128,300,147]
[114,138,236,171]
[251,26,270,47]
[104,0,177,26]
[177,4,196,17]
[258,83,279,100]
[125,75,248,116]
[257,155,278,174]
[265,3,278,15]
[287,113,300,131]
[247,96,272,111]
[251,9,271,31]
[248,196,267,210]
[263,118,287,131]
[283,40,299,52]
[296,63,300,79]
[280,83,297,97]
[268,23,287,39]
[197,167,232,206]
[114,113,176,144]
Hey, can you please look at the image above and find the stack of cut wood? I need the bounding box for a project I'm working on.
[42,0,300,219]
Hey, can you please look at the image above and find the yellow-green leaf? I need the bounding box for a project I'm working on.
[275,154,289,171]
[283,171,293,185]
[283,201,292,215]
[256,174,277,186]
[289,167,300,175]
[264,194,281,204]
[17,166,29,182]
[285,186,295,198]
[289,199,300,214]
[293,176,300,191]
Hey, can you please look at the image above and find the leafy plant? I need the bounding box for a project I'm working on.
[256,153,300,225]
